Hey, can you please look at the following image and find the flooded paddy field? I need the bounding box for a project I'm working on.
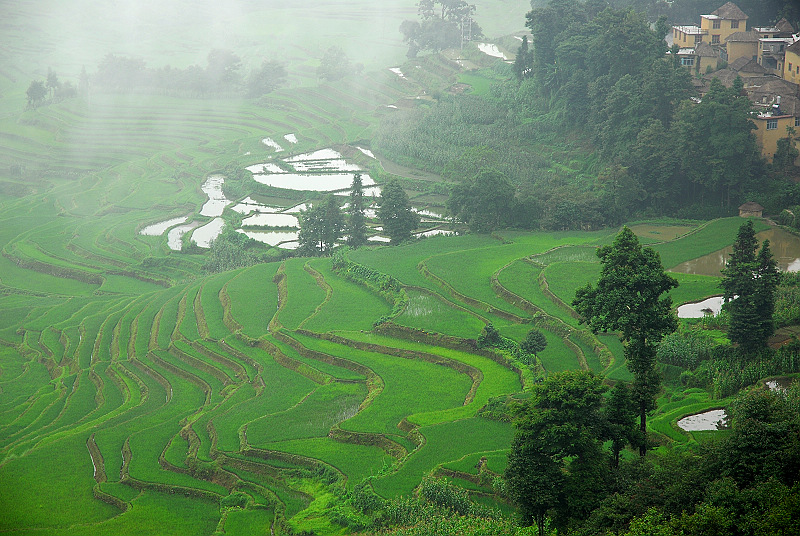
[673,227,800,276]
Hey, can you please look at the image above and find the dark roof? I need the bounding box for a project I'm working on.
[712,2,749,20]
[702,68,740,86]
[748,77,800,94]
[776,18,795,34]
[739,202,764,211]
[729,56,767,73]
[788,40,800,54]
[725,31,758,42]
[696,42,718,57]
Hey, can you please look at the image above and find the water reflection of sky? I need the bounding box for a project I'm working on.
[676,296,725,318]
[671,228,800,276]
[677,409,727,431]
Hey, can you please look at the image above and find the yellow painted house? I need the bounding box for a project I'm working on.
[784,41,800,85]
[700,2,749,46]
[673,25,706,48]
[752,114,798,163]
[725,31,759,64]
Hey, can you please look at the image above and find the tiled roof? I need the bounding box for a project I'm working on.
[711,2,749,20]
[695,42,718,57]
[725,31,758,42]
[729,56,766,73]
[776,18,795,34]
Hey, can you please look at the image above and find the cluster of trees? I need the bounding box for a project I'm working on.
[297,176,420,255]
[201,228,277,272]
[317,46,362,81]
[399,0,483,57]
[506,374,800,536]
[92,50,286,97]
[501,225,796,535]
[25,68,80,108]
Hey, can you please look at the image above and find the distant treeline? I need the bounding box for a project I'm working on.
[91,50,287,98]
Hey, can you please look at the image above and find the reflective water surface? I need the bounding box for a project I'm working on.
[672,228,800,276]
[677,409,727,431]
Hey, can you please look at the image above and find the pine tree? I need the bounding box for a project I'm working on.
[721,220,779,353]
[346,173,368,248]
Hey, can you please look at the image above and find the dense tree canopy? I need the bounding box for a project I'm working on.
[506,371,611,535]
[25,80,47,108]
[247,60,287,97]
[298,195,344,256]
[92,50,284,97]
[447,169,515,232]
[378,180,419,244]
[400,0,483,57]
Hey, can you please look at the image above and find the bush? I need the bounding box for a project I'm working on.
[220,491,248,508]
[418,475,472,516]
[520,329,547,355]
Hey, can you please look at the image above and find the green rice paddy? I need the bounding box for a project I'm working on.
[0,0,759,533]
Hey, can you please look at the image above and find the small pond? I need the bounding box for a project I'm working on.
[289,159,361,173]
[284,202,309,213]
[246,162,285,174]
[362,185,382,196]
[286,149,342,162]
[200,175,232,217]
[237,229,299,247]
[677,296,726,318]
[478,43,507,60]
[231,197,282,215]
[252,172,375,192]
[389,67,407,80]
[284,133,298,144]
[766,377,795,392]
[356,147,376,159]
[192,218,225,248]
[416,229,455,238]
[168,223,198,251]
[262,137,284,152]
[677,409,728,431]
[414,208,446,220]
[368,235,391,243]
[140,216,188,236]
[672,227,800,276]
[241,213,299,227]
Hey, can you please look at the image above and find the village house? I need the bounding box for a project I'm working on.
[738,201,764,218]
[700,2,749,46]
[674,2,800,164]
[785,41,800,85]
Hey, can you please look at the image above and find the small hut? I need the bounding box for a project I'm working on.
[738,201,764,218]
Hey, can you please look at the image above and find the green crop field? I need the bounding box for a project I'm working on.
[0,0,776,533]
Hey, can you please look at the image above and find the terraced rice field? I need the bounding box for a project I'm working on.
[0,1,748,533]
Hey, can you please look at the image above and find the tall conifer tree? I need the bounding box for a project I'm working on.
[346,173,368,248]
